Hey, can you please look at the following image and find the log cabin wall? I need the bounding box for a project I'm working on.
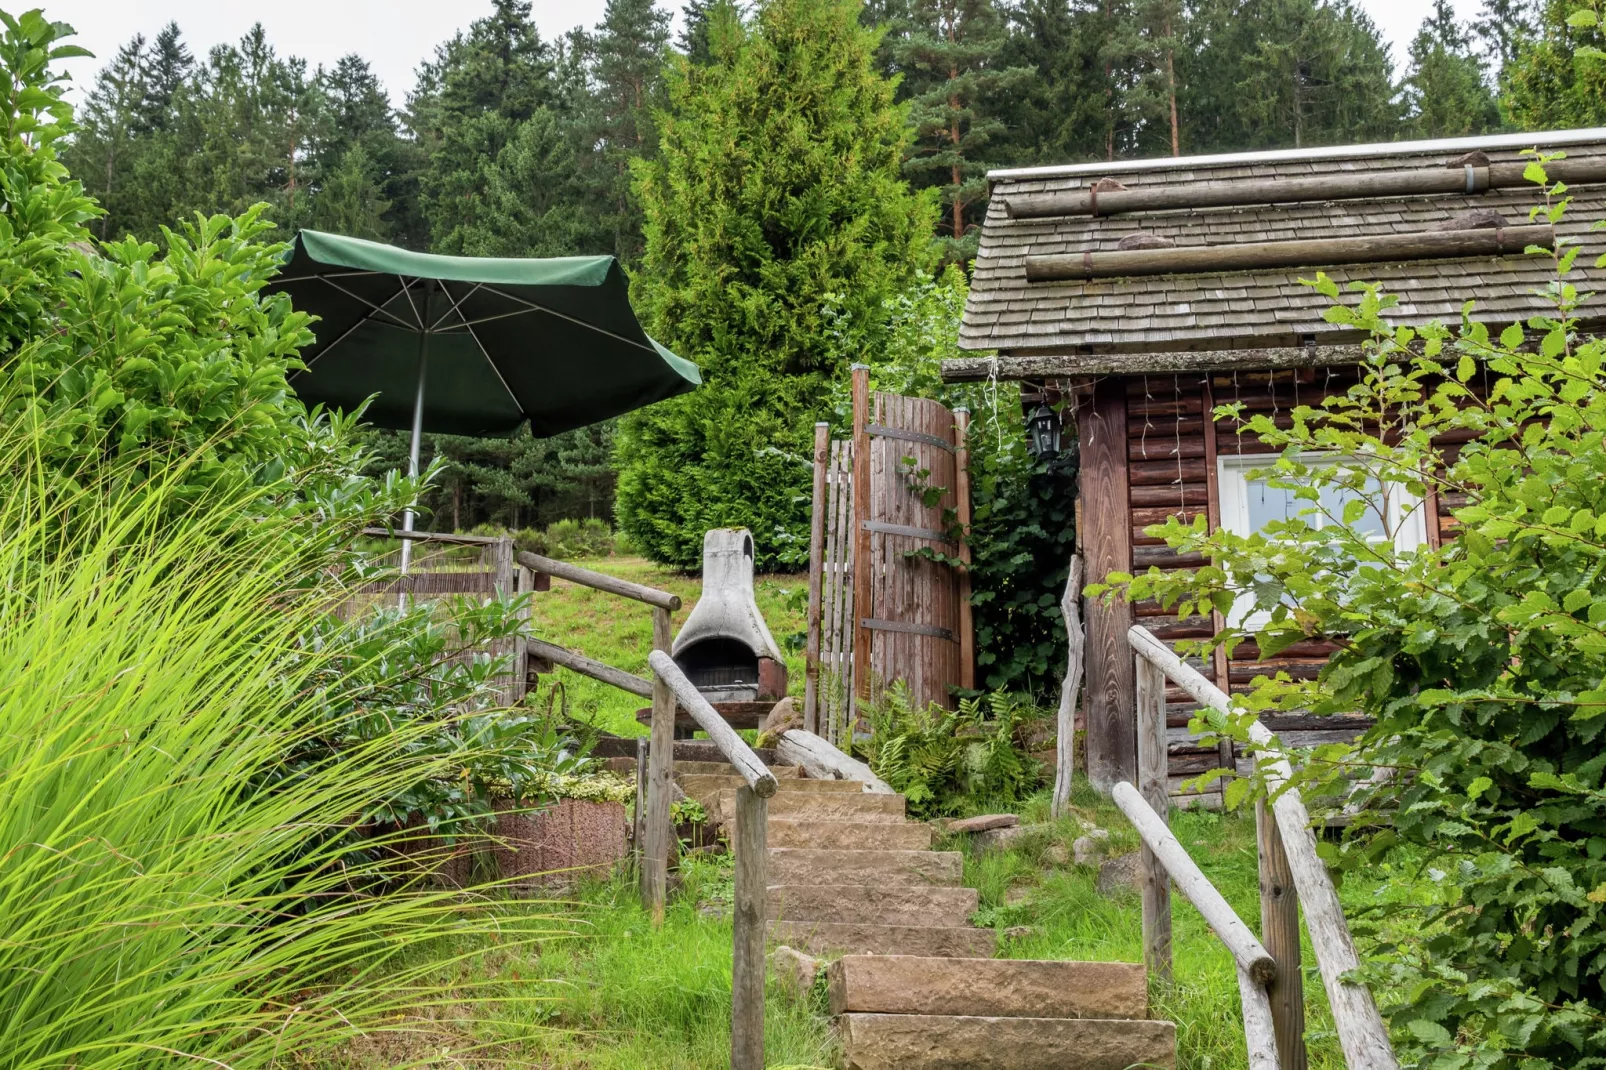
[1078,363,1462,806]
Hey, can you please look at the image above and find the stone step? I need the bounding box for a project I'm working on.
[753,818,932,851]
[768,884,979,927]
[838,1014,1176,1070]
[769,920,996,958]
[827,956,1148,1020]
[716,788,906,824]
[678,773,861,806]
[767,848,963,887]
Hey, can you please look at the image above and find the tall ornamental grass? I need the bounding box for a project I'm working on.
[0,427,564,1066]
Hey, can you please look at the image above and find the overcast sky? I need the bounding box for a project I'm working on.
[48,0,1483,108]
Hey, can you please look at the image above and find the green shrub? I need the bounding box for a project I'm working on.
[857,685,1047,817]
[1105,156,1606,1067]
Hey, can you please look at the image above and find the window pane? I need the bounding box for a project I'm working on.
[1245,478,1300,531]
[1318,478,1387,540]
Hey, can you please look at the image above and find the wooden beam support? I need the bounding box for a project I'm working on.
[1080,379,1136,792]
[850,365,873,716]
[1135,654,1173,983]
[1259,798,1308,1070]
[942,346,1368,383]
[805,421,830,734]
[954,407,976,692]
[516,550,681,611]
[640,607,676,925]
[1025,225,1550,282]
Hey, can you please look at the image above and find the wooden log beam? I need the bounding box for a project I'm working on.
[776,729,896,794]
[641,609,677,924]
[1113,781,1277,985]
[1136,654,1173,983]
[1238,966,1284,1070]
[1259,798,1308,1070]
[941,346,1368,383]
[649,650,778,797]
[1001,157,1606,219]
[526,637,653,698]
[1052,554,1086,819]
[805,421,830,735]
[361,525,503,546]
[1025,225,1551,282]
[731,786,767,1070]
[516,550,681,611]
[1126,624,1399,1070]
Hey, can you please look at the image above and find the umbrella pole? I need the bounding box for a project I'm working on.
[398,324,431,594]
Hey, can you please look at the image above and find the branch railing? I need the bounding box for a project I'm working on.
[1123,624,1398,1070]
[649,650,778,1070]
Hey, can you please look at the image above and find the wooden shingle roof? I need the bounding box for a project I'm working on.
[960,129,1606,358]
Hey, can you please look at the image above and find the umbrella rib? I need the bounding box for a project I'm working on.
[274,270,385,283]
[434,306,542,332]
[299,300,392,368]
[431,283,484,332]
[315,276,421,332]
[459,318,523,415]
[477,284,660,356]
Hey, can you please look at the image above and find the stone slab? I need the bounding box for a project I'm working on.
[678,774,860,806]
[767,884,979,927]
[827,956,1147,1019]
[716,789,906,824]
[755,819,933,851]
[766,848,963,887]
[946,813,1019,834]
[769,921,996,958]
[838,1014,1176,1070]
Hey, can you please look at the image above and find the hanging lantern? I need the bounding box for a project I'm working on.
[1027,402,1060,458]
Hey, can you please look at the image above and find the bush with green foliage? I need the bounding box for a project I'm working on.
[857,685,1047,817]
[1101,155,1606,1067]
[616,0,938,570]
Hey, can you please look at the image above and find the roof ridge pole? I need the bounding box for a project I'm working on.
[398,278,435,594]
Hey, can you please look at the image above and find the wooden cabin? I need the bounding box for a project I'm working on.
[945,129,1606,805]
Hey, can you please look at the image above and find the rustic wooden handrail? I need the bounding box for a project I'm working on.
[648,650,775,1070]
[1113,782,1276,984]
[516,550,681,611]
[1127,624,1398,1070]
[360,525,505,546]
[527,638,652,698]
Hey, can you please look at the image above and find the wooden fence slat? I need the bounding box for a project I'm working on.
[805,422,830,735]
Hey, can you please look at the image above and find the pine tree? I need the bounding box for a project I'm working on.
[994,0,1120,163]
[64,35,147,240]
[1404,0,1501,136]
[1504,0,1606,127]
[678,0,727,62]
[308,55,407,242]
[584,0,672,261]
[617,0,938,568]
[882,0,1032,262]
[136,22,192,134]
[1475,0,1538,67]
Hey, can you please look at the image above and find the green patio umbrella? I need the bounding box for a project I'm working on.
[269,230,700,568]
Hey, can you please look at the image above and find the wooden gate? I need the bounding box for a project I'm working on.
[804,366,973,743]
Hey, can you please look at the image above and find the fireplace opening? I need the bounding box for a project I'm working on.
[676,637,762,694]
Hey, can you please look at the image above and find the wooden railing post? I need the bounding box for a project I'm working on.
[731,786,767,1070]
[850,364,873,720]
[641,606,676,924]
[1135,654,1173,983]
[804,421,829,735]
[953,407,975,692]
[1259,799,1308,1070]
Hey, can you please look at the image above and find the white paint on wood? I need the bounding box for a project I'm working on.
[1052,554,1086,819]
[776,729,895,794]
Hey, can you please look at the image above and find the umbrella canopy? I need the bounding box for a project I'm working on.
[269,230,700,438]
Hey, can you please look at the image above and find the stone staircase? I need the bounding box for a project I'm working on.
[675,760,1178,1070]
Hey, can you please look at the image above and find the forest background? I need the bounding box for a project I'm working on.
[61,0,1606,698]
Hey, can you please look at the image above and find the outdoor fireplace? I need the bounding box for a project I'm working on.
[671,529,787,703]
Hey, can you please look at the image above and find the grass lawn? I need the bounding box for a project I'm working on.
[319,554,1405,1068]
[522,556,810,738]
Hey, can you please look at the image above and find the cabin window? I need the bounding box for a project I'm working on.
[1217,453,1427,626]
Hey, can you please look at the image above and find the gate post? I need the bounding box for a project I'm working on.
[849,364,872,719]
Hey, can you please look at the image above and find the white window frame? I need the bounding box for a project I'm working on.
[1217,451,1428,629]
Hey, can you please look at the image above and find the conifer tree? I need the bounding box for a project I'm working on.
[1404,0,1501,136]
[64,35,147,239]
[617,0,937,568]
[1504,0,1606,127]
[583,0,672,261]
[881,0,1032,262]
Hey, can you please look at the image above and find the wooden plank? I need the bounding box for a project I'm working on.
[1201,374,1234,789]
[777,729,895,793]
[641,607,677,924]
[865,421,956,451]
[805,422,830,735]
[955,408,975,692]
[516,550,680,611]
[1259,799,1308,1070]
[1114,782,1276,984]
[1052,555,1086,819]
[1135,656,1173,983]
[731,786,767,1070]
[851,366,873,715]
[1081,378,1136,791]
[1025,225,1551,281]
[942,347,1368,384]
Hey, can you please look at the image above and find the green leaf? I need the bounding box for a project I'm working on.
[1568,7,1599,27]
